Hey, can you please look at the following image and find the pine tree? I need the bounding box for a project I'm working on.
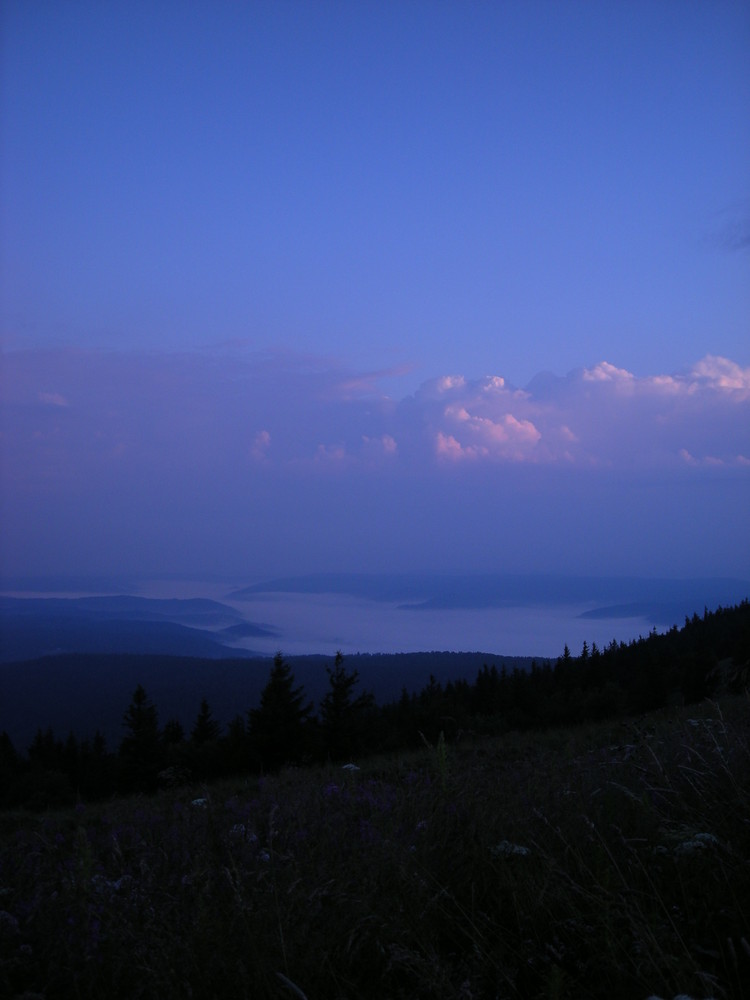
[248,653,313,770]
[163,719,186,745]
[222,714,248,774]
[190,697,221,746]
[119,684,163,792]
[319,651,374,761]
[0,731,20,805]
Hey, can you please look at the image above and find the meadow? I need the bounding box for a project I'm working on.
[1,695,748,1000]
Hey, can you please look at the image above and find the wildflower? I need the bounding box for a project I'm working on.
[491,840,531,858]
[645,994,717,999]
[674,832,719,856]
[91,874,128,894]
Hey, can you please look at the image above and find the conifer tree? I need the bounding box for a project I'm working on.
[319,651,374,760]
[119,684,163,792]
[191,697,221,746]
[248,653,313,770]
[163,718,186,745]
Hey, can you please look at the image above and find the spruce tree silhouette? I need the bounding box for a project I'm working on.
[248,653,313,770]
[119,684,163,792]
[319,651,374,761]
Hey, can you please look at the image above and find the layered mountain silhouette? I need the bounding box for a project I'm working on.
[0,595,277,662]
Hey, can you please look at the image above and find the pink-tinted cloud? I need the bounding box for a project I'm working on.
[2,347,747,580]
[3,348,749,481]
[250,430,271,461]
[690,355,750,393]
[582,361,635,384]
[38,391,69,408]
[362,434,398,458]
[437,405,542,462]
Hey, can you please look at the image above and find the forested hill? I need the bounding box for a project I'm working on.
[0,649,539,752]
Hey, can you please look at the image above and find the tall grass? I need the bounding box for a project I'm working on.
[1,696,748,999]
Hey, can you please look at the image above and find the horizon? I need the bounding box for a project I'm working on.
[2,571,748,665]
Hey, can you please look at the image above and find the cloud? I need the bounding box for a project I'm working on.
[2,348,748,484]
[362,434,398,458]
[680,448,750,468]
[690,355,750,393]
[2,347,748,581]
[439,405,542,462]
[435,432,470,460]
[414,375,467,401]
[38,391,70,408]
[314,443,348,464]
[251,430,271,461]
[582,362,634,384]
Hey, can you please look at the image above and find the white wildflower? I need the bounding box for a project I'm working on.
[491,840,531,858]
[674,832,719,856]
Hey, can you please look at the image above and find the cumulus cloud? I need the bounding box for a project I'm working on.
[439,405,542,462]
[423,355,749,470]
[414,375,467,401]
[3,346,748,582]
[582,362,634,384]
[314,443,348,464]
[362,434,398,458]
[2,348,748,484]
[435,432,468,460]
[250,430,271,461]
[38,391,70,407]
[680,448,750,468]
[690,355,750,393]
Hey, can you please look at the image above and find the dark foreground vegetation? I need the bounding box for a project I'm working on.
[0,602,748,998]
[1,698,749,999]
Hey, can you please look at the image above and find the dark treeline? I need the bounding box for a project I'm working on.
[1,601,748,809]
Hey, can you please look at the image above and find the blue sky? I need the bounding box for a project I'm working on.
[1,1,749,584]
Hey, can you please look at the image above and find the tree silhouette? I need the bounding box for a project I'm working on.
[119,684,163,792]
[191,697,222,746]
[248,653,313,770]
[319,651,374,760]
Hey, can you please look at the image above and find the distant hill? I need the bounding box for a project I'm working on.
[0,595,277,662]
[232,572,750,622]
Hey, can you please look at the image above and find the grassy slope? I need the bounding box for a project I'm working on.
[1,695,749,1000]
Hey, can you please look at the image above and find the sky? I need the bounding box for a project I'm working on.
[1,1,749,586]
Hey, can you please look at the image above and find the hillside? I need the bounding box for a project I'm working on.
[1,696,748,999]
